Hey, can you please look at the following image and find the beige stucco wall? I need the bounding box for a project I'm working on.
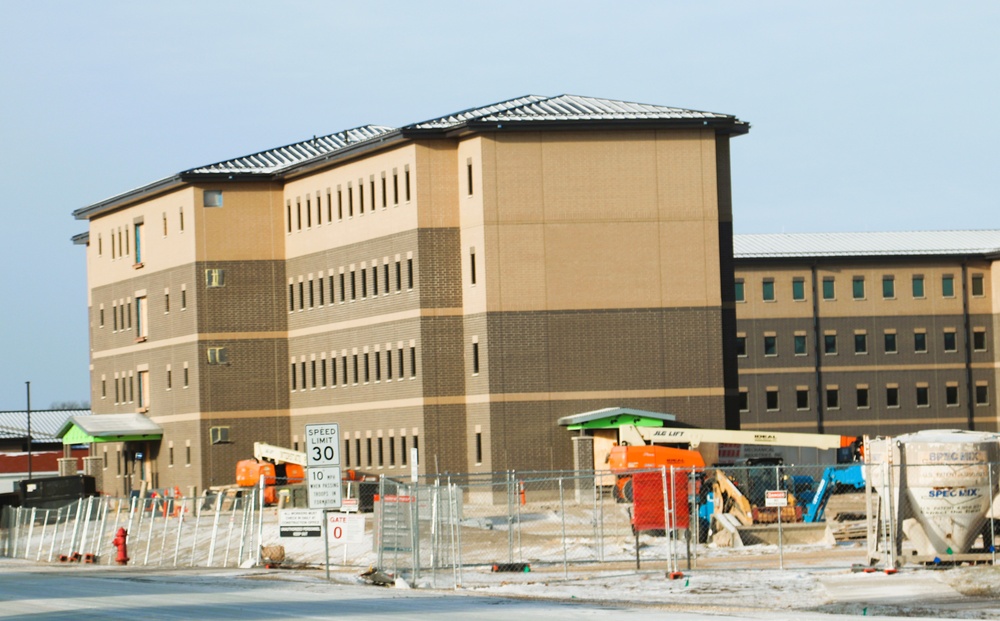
[475,129,722,313]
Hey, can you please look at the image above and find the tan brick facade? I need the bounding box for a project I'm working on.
[75,100,743,493]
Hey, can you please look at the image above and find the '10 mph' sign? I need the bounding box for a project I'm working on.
[305,423,342,510]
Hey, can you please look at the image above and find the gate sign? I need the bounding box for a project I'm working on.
[327,513,365,546]
[305,423,341,466]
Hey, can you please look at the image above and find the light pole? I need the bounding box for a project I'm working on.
[25,381,32,480]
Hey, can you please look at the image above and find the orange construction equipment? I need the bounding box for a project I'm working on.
[609,444,705,503]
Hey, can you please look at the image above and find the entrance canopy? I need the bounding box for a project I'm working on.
[57,413,162,445]
[557,407,676,431]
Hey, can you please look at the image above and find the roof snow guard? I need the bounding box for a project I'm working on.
[405,94,747,135]
[184,124,397,176]
[735,230,1000,259]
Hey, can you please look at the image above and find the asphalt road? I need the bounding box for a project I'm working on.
[0,559,969,621]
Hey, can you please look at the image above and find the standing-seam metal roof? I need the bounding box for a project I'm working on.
[0,410,91,442]
[406,94,739,130]
[73,94,746,222]
[184,125,396,176]
[734,230,1000,259]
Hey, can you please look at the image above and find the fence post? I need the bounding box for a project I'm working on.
[507,471,514,565]
[144,498,156,566]
[173,497,186,567]
[35,509,49,562]
[559,476,568,579]
[207,491,224,566]
[990,462,996,566]
[189,493,204,566]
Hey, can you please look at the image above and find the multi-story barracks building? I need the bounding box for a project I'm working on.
[733,230,1000,437]
[72,95,748,495]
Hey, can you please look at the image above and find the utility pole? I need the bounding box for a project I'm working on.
[25,381,32,480]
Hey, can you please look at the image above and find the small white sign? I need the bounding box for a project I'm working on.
[327,513,365,545]
[307,464,342,510]
[279,509,323,527]
[305,423,341,466]
[765,490,789,507]
[339,498,359,513]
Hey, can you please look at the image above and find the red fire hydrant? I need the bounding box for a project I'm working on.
[112,527,129,565]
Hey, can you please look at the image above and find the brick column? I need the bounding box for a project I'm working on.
[82,456,104,494]
[57,457,78,476]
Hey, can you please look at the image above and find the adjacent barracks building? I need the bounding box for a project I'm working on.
[72,95,748,495]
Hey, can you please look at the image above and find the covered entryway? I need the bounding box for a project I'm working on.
[57,413,162,496]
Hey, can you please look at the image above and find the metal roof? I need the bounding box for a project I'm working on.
[557,407,677,427]
[406,94,742,131]
[0,410,91,442]
[56,413,162,439]
[734,230,1000,259]
[73,94,746,223]
[184,125,396,176]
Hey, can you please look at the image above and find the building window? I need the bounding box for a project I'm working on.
[347,185,354,217]
[822,277,835,300]
[389,436,395,465]
[181,287,187,310]
[472,341,480,375]
[352,354,359,384]
[943,330,957,352]
[914,331,927,353]
[398,348,405,379]
[183,364,189,387]
[134,222,144,265]
[766,389,779,411]
[886,386,899,408]
[735,335,747,357]
[852,277,865,300]
[179,206,185,232]
[206,269,225,288]
[137,370,149,410]
[916,385,929,407]
[407,258,414,290]
[762,279,775,302]
[350,270,357,300]
[409,345,417,378]
[356,438,361,465]
[358,181,364,214]
[470,248,477,286]
[308,279,315,308]
[371,266,378,297]
[794,334,807,356]
[344,439,351,467]
[136,296,148,340]
[738,389,749,412]
[854,332,867,355]
[337,187,344,220]
[856,386,870,409]
[207,347,228,365]
[392,170,399,205]
[824,333,837,355]
[381,175,387,209]
[203,190,223,207]
[792,278,805,301]
[942,275,955,298]
[401,436,407,464]
[912,275,925,298]
[210,426,230,444]
[467,160,474,196]
[884,331,897,354]
[475,432,482,464]
[395,260,402,292]
[364,352,370,383]
[404,165,411,201]
[763,335,777,357]
[946,384,960,407]
[339,273,346,302]
[377,437,383,467]
[361,269,367,299]
[796,388,809,410]
[973,329,987,352]
[882,276,895,299]
[366,438,372,467]
[734,279,745,303]
[976,383,989,406]
[971,274,985,297]
[164,291,170,313]
[826,387,840,409]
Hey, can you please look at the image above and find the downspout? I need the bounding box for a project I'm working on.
[811,263,825,434]
[961,261,975,431]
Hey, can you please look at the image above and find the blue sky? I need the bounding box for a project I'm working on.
[1,1,996,407]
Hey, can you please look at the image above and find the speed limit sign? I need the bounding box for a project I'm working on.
[305,423,342,509]
[305,423,341,466]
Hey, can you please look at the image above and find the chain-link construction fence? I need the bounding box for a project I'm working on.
[2,463,997,584]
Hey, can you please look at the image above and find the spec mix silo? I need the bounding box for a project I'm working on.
[867,430,999,560]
